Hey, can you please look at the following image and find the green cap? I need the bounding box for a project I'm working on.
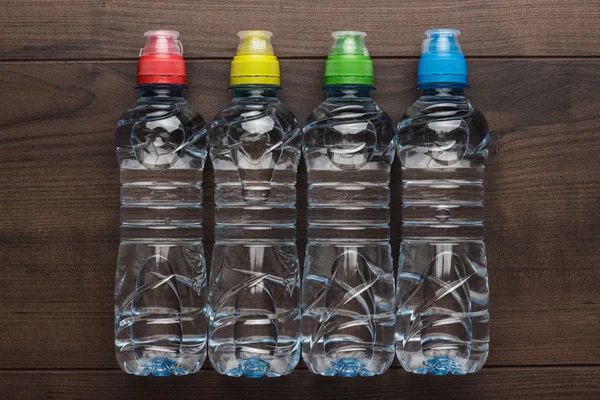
[324,31,374,86]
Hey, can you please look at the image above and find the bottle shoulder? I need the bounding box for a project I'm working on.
[208,99,300,146]
[397,96,490,163]
[400,97,488,125]
[116,98,207,149]
[119,98,202,120]
[305,98,391,122]
[303,99,397,148]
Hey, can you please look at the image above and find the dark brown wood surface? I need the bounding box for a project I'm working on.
[1,368,599,400]
[2,0,600,58]
[0,1,599,399]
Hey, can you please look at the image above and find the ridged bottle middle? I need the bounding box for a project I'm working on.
[301,32,397,377]
[207,31,302,378]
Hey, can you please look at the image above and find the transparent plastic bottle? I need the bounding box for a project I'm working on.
[114,31,208,376]
[207,31,302,378]
[301,32,397,377]
[396,29,490,375]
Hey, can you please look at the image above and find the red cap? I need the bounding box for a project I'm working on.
[137,30,186,85]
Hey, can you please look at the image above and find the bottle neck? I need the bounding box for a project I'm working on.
[325,84,373,99]
[137,84,186,99]
[419,86,466,98]
[231,85,279,100]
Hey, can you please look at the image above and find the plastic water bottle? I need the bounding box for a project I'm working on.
[395,29,490,375]
[207,31,302,378]
[114,30,208,376]
[301,31,397,377]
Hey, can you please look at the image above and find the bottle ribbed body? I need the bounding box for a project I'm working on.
[396,88,490,375]
[207,87,302,377]
[114,86,208,376]
[301,86,396,377]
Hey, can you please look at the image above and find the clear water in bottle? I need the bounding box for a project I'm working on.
[395,29,490,375]
[301,31,397,377]
[207,31,302,378]
[114,31,208,376]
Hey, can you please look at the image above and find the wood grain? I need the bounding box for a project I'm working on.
[0,59,599,371]
[1,1,600,60]
[0,368,598,400]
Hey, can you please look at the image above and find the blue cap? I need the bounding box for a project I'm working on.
[417,29,468,87]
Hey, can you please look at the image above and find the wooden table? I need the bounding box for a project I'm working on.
[0,1,599,398]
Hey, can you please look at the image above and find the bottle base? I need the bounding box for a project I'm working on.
[305,356,393,377]
[398,354,487,376]
[213,357,277,378]
[208,350,301,378]
[302,346,395,378]
[116,353,205,376]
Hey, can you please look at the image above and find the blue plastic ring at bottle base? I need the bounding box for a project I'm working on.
[417,53,468,86]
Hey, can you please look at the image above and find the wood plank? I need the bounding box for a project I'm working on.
[0,368,598,399]
[1,1,600,59]
[0,59,599,369]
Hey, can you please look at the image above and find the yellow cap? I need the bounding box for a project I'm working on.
[230,30,280,86]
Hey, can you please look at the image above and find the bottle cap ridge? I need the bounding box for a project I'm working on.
[230,30,280,86]
[324,31,374,86]
[137,30,186,85]
[418,28,468,87]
